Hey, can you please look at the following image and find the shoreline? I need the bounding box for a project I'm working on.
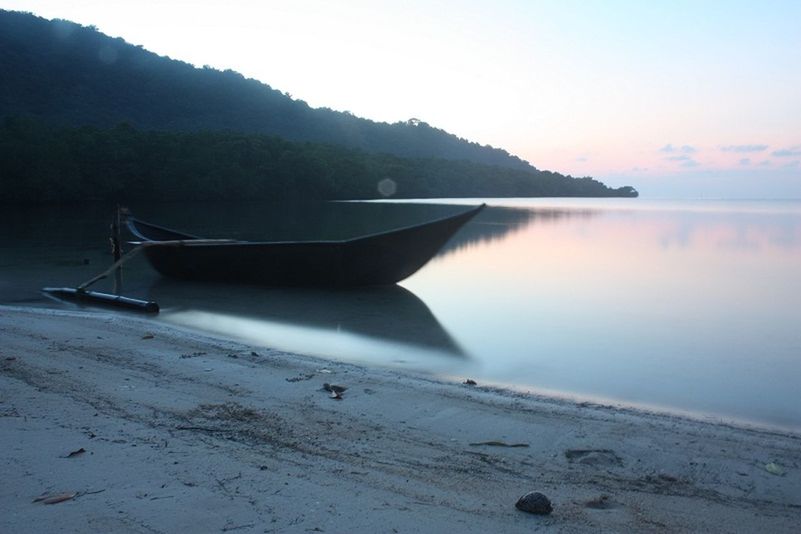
[2,305,799,532]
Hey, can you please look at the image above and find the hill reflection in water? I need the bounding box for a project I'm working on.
[438,205,598,257]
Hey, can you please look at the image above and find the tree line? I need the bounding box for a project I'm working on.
[0,117,636,205]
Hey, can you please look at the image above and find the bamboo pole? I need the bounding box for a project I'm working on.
[77,239,237,291]
[111,206,123,292]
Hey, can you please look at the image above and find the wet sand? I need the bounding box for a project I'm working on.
[1,306,799,532]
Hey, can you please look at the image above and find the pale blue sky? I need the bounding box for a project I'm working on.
[2,0,800,197]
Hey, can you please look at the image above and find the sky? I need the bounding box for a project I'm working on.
[2,0,800,198]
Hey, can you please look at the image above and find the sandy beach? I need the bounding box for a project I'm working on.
[1,305,799,533]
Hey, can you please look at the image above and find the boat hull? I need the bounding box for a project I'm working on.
[131,205,483,287]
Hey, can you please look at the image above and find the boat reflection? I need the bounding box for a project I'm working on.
[147,279,465,357]
[438,205,599,257]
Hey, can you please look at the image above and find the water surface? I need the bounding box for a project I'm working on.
[2,199,799,431]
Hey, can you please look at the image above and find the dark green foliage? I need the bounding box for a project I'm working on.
[0,10,531,169]
[0,118,635,204]
[0,10,638,203]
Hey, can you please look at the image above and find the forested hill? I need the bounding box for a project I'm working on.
[0,10,638,202]
[0,9,532,170]
[0,118,637,204]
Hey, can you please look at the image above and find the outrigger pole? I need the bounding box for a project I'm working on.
[43,230,235,314]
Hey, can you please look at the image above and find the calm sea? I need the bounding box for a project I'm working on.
[2,198,799,431]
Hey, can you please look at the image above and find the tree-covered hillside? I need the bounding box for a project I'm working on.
[0,118,636,204]
[0,9,533,170]
[0,10,638,202]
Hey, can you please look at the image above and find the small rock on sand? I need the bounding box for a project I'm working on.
[515,492,553,515]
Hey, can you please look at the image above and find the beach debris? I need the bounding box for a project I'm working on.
[469,441,529,448]
[323,383,347,400]
[463,379,477,386]
[4,357,16,361]
[286,373,315,383]
[515,491,553,515]
[63,447,86,458]
[318,368,333,374]
[34,492,78,505]
[250,351,260,357]
[222,523,256,533]
[584,494,618,509]
[565,449,623,467]
[765,462,785,476]
[141,333,154,340]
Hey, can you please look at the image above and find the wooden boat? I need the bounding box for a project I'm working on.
[126,204,484,286]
